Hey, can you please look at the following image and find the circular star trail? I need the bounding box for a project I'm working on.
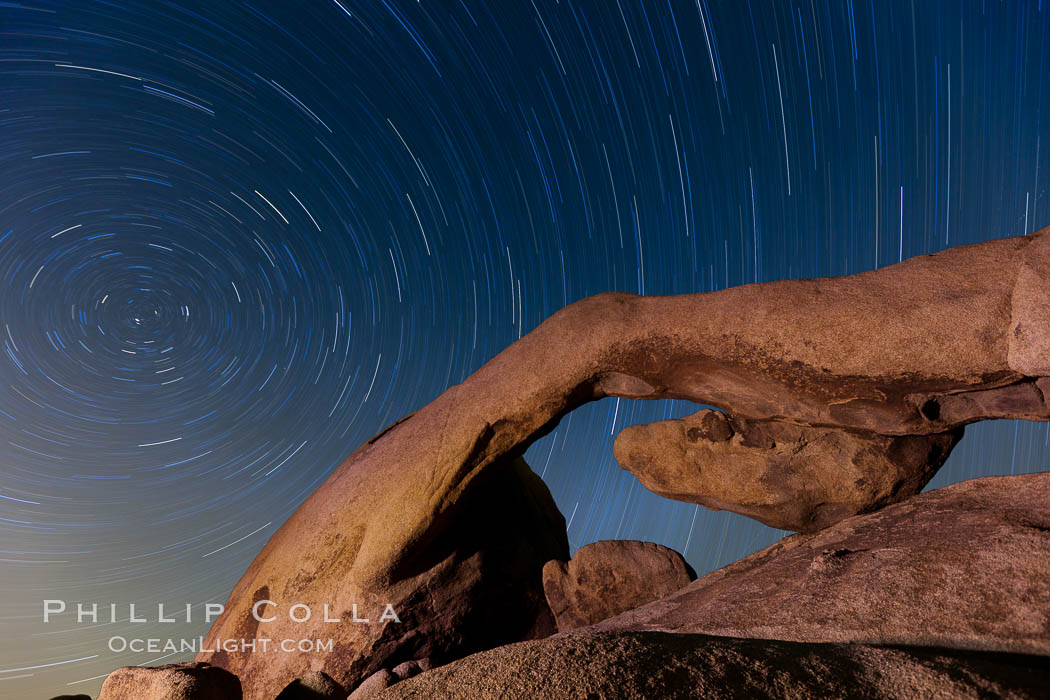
[1,1,1049,695]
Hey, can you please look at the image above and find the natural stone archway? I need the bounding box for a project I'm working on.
[197,229,1050,698]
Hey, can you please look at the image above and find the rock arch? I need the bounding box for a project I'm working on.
[199,228,1050,698]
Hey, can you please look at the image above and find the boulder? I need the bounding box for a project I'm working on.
[346,659,431,699]
[200,231,1050,697]
[97,662,240,700]
[591,472,1050,655]
[198,456,567,699]
[390,658,431,680]
[274,670,345,699]
[384,631,1050,699]
[542,540,695,632]
[346,669,395,699]
[614,410,962,531]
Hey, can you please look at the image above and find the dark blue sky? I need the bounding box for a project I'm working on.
[1,1,1049,695]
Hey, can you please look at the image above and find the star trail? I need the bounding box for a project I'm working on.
[2,1,1050,696]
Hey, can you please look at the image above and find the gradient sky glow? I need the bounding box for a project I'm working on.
[2,1,1050,697]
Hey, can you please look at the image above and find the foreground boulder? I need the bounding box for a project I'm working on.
[347,659,432,699]
[198,456,567,699]
[347,669,395,699]
[200,232,1050,696]
[614,409,962,531]
[542,540,695,632]
[274,670,345,699]
[97,662,240,700]
[592,472,1050,655]
[385,631,1050,699]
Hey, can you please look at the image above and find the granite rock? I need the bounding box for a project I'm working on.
[198,457,566,699]
[199,232,1050,697]
[273,670,345,699]
[591,472,1050,655]
[614,410,962,531]
[542,540,695,632]
[385,631,1050,699]
[97,662,240,700]
[346,669,395,700]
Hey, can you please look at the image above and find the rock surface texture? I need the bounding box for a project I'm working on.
[346,659,432,698]
[198,231,1050,697]
[591,472,1050,655]
[346,669,396,699]
[385,631,1050,699]
[614,410,963,531]
[199,456,566,699]
[273,670,346,699]
[97,662,241,700]
[542,540,695,632]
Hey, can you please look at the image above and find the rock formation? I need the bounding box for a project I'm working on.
[195,230,1050,696]
[387,473,1050,697]
[102,471,1050,698]
[347,659,431,699]
[590,472,1050,655]
[198,456,567,699]
[614,410,962,531]
[384,631,1050,699]
[96,662,240,700]
[542,540,695,632]
[346,669,396,699]
[273,670,346,699]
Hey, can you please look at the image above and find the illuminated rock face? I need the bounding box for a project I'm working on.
[614,409,962,532]
[542,540,695,632]
[197,230,1050,697]
[589,472,1050,656]
[387,473,1050,698]
[96,663,241,700]
[273,670,345,699]
[197,456,567,700]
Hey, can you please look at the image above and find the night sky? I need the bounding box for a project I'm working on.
[2,1,1050,696]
